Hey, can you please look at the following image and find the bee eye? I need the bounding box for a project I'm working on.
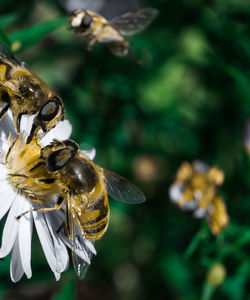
[81,14,92,27]
[46,149,73,172]
[64,140,79,154]
[37,97,61,123]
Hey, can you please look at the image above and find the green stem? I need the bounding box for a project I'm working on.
[201,283,215,300]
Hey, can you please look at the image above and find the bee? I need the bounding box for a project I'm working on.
[69,7,159,56]
[0,44,65,143]
[16,139,145,277]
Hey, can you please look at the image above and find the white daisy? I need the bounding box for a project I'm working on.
[0,112,96,282]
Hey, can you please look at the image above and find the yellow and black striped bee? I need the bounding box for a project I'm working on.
[15,139,145,277]
[0,45,65,143]
[69,7,159,56]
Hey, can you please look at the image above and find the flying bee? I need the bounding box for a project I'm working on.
[69,7,159,56]
[0,44,65,143]
[16,139,145,277]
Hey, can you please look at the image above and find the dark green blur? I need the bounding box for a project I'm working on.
[0,0,250,299]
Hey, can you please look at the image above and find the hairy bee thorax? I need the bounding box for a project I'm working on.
[4,135,59,204]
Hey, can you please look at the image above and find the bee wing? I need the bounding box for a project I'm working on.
[101,167,146,204]
[67,195,94,279]
[109,7,159,36]
[0,42,20,66]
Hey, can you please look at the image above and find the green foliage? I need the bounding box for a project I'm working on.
[0,0,250,299]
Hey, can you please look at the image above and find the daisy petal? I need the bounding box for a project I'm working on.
[20,115,35,137]
[0,165,8,180]
[10,235,24,282]
[18,201,33,279]
[81,148,96,160]
[33,211,58,275]
[0,111,16,139]
[40,120,72,147]
[0,195,24,258]
[0,186,17,221]
[44,212,69,273]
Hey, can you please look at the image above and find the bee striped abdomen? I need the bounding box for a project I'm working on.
[79,193,110,241]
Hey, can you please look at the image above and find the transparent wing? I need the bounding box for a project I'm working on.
[101,167,146,204]
[0,42,20,66]
[67,195,94,279]
[109,7,159,36]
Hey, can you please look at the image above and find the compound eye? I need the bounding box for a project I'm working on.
[37,97,61,122]
[64,139,79,154]
[82,13,92,27]
[46,149,73,172]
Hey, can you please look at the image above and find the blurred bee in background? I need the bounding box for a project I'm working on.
[169,160,229,235]
[69,7,159,56]
[0,44,65,143]
[16,139,145,277]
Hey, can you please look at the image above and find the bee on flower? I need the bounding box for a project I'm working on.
[0,111,96,282]
[169,160,229,235]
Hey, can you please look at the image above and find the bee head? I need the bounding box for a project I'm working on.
[69,10,93,33]
[45,140,78,172]
[26,96,65,144]
[19,77,47,106]
[44,139,98,193]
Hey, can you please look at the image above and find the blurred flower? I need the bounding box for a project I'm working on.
[206,263,226,287]
[0,112,95,282]
[169,160,229,235]
[133,155,159,182]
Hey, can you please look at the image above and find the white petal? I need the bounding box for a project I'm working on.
[18,201,33,279]
[0,131,9,154]
[0,195,24,258]
[81,148,96,160]
[10,235,24,282]
[193,161,209,173]
[0,110,16,140]
[40,120,72,147]
[33,211,58,275]
[20,115,35,137]
[0,165,8,180]
[193,208,207,218]
[181,200,198,211]
[44,212,69,273]
[0,184,17,221]
[169,183,184,203]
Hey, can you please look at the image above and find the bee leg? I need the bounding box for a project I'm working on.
[15,196,65,221]
[87,37,98,51]
[4,136,18,163]
[0,103,10,121]
[13,113,23,134]
[26,123,38,144]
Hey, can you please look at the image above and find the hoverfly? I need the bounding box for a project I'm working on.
[69,7,159,56]
[0,44,65,143]
[15,139,145,277]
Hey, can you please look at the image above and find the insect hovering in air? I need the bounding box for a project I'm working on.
[69,7,159,56]
[0,44,65,143]
[15,139,145,277]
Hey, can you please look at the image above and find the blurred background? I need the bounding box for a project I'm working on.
[0,0,250,299]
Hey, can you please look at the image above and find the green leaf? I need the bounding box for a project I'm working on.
[0,27,11,48]
[52,280,75,300]
[9,17,68,53]
[0,13,18,28]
